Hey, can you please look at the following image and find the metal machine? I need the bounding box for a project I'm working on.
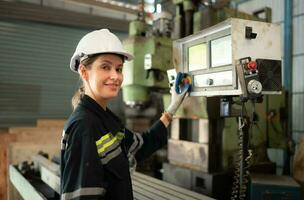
[173,18,281,97]
[121,11,176,177]
[163,18,285,200]
[171,0,271,39]
[119,1,287,199]
[122,12,173,108]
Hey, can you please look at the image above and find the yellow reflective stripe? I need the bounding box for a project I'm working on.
[96,133,111,146]
[96,132,125,154]
[97,137,118,153]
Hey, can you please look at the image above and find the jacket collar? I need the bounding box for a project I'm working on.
[78,95,124,135]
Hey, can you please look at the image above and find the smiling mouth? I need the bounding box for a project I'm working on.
[104,83,120,89]
[105,83,119,86]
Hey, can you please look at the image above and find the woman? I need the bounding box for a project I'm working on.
[60,29,189,200]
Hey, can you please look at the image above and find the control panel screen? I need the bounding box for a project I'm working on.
[188,43,207,72]
[211,35,232,67]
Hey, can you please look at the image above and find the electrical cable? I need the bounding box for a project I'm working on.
[231,101,252,200]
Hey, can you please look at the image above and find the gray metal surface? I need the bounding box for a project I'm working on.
[31,155,214,199]
[293,16,304,56]
[293,0,304,17]
[291,4,304,138]
[293,56,304,93]
[9,165,47,200]
[238,0,304,22]
[293,58,304,137]
[293,94,304,131]
[237,0,284,23]
[132,172,214,200]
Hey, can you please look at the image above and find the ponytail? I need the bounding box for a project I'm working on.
[71,84,85,110]
[71,54,97,110]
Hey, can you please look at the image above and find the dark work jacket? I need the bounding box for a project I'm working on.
[60,95,168,200]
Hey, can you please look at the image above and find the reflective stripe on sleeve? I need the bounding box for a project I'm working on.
[61,187,106,200]
[129,132,144,155]
[95,132,125,164]
[100,147,122,164]
[96,133,111,146]
[96,136,112,151]
[128,133,138,153]
[96,132,125,155]
[98,140,120,157]
[61,130,69,150]
[98,137,118,153]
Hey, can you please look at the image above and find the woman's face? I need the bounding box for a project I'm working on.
[83,54,124,103]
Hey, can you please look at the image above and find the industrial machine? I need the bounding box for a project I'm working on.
[121,11,176,177]
[122,11,173,108]
[163,18,286,200]
[171,0,271,39]
[118,1,288,199]
[173,18,281,97]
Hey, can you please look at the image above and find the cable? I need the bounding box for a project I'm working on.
[231,102,252,200]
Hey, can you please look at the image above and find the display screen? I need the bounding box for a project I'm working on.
[211,35,232,67]
[188,43,207,71]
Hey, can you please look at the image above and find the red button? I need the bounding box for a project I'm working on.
[247,61,257,70]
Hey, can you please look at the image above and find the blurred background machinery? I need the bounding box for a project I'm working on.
[122,11,173,109]
[121,8,176,177]
[161,17,290,200]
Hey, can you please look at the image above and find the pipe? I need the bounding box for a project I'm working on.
[284,0,293,89]
[283,0,293,175]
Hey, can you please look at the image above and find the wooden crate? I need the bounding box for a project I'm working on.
[0,119,64,200]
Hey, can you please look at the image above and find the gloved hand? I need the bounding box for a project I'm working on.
[166,75,190,115]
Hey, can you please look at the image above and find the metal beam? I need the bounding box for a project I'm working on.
[0,1,129,32]
[132,172,213,200]
[9,165,47,200]
[69,0,138,14]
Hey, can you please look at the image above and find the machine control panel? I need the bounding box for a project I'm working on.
[173,18,282,97]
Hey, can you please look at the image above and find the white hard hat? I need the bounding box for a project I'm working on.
[70,29,134,73]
